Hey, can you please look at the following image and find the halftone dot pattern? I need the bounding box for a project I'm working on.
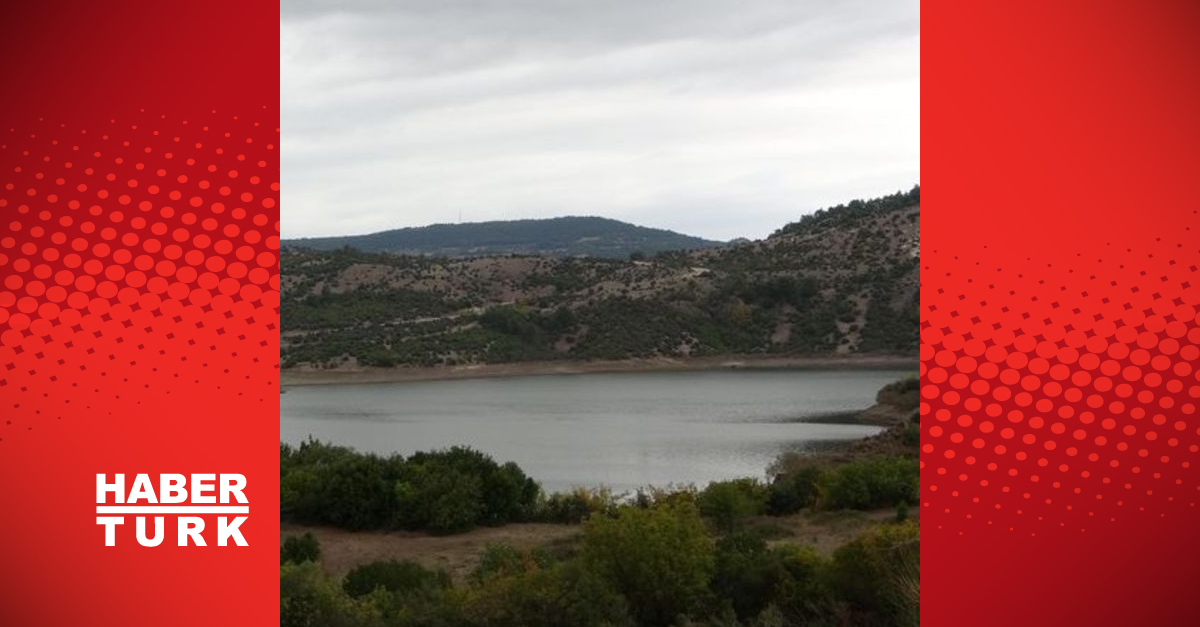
[921,229,1200,535]
[0,109,280,444]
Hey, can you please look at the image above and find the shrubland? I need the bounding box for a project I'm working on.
[281,505,920,627]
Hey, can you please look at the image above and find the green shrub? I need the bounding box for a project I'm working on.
[831,522,920,627]
[538,487,616,524]
[280,440,406,531]
[766,464,823,515]
[342,559,450,600]
[395,467,485,534]
[583,502,715,626]
[469,543,552,584]
[772,544,840,626]
[398,447,541,532]
[281,561,382,627]
[463,561,634,627]
[281,441,540,535]
[281,532,321,565]
[634,484,698,510]
[711,532,785,621]
[817,456,919,511]
[698,479,767,533]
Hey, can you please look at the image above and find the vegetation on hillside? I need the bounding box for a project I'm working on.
[280,188,920,369]
[771,186,920,238]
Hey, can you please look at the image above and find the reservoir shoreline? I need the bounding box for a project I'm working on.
[280,353,918,387]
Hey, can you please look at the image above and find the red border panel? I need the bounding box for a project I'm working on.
[0,2,280,625]
[924,1,1200,624]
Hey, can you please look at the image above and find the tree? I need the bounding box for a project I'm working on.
[832,522,920,627]
[582,502,715,626]
[712,532,785,621]
[698,479,766,533]
[772,544,840,625]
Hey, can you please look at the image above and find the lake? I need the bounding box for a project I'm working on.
[280,368,908,493]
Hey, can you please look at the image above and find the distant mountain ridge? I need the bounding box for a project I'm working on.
[284,216,724,259]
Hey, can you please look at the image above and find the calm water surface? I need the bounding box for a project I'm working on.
[280,369,907,492]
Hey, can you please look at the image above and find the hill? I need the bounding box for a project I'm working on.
[280,186,920,369]
[283,216,723,259]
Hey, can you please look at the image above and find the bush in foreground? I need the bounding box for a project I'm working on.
[279,518,920,627]
[817,457,919,511]
[281,561,381,627]
[711,532,782,620]
[281,440,540,535]
[764,453,918,515]
[281,532,321,565]
[698,479,768,533]
[583,502,716,626]
[536,487,617,524]
[463,561,634,627]
[832,521,920,627]
[766,459,823,515]
[343,559,451,599]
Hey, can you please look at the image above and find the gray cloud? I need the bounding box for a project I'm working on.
[282,0,919,241]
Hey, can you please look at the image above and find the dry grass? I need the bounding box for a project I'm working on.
[281,522,581,581]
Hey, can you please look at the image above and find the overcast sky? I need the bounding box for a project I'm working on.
[281,0,919,241]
